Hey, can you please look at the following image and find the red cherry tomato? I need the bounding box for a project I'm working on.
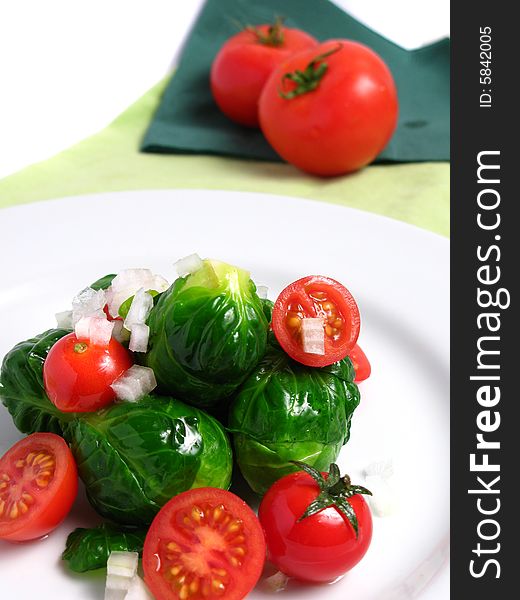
[0,433,78,542]
[259,40,399,175]
[272,275,360,367]
[43,332,133,412]
[210,23,317,127]
[143,488,266,600]
[349,343,372,382]
[259,464,372,582]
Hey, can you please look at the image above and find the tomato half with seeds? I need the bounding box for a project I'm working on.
[272,275,360,367]
[43,332,133,412]
[0,433,78,542]
[143,488,266,600]
[349,343,372,382]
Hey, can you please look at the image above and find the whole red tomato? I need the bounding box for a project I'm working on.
[259,40,399,175]
[43,332,133,412]
[210,22,317,127]
[258,462,372,582]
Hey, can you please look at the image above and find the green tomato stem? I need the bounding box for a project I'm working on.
[278,43,343,100]
[291,460,372,538]
[247,17,285,47]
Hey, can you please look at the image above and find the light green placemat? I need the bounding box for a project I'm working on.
[0,78,449,236]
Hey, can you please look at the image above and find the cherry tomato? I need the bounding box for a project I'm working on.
[259,462,372,582]
[259,40,399,175]
[0,433,78,542]
[210,22,317,127]
[43,332,133,412]
[272,275,360,367]
[349,343,372,382]
[143,488,266,600]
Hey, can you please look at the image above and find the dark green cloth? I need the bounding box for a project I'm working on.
[141,0,449,163]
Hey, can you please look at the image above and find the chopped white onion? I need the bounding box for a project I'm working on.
[124,288,153,331]
[111,365,157,402]
[74,316,114,346]
[112,319,130,344]
[129,323,150,353]
[105,551,139,600]
[74,316,92,340]
[72,287,106,325]
[125,575,154,600]
[55,310,73,330]
[256,285,269,300]
[174,253,203,277]
[106,269,169,317]
[301,317,325,355]
[264,571,289,592]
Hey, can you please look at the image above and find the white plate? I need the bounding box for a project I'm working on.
[0,190,449,599]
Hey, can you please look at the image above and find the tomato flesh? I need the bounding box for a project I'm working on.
[210,25,317,127]
[0,433,78,542]
[349,343,372,382]
[143,488,266,600]
[259,471,372,582]
[272,275,360,367]
[43,332,133,412]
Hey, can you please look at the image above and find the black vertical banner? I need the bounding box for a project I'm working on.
[451,2,516,597]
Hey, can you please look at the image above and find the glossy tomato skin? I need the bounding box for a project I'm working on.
[211,26,317,127]
[43,332,133,412]
[259,39,399,175]
[349,343,372,382]
[143,487,266,600]
[272,275,360,368]
[0,433,78,542]
[259,471,372,582]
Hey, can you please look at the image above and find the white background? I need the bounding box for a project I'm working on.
[0,0,449,180]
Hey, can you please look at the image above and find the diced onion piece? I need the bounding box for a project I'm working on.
[125,575,155,600]
[106,269,168,317]
[124,288,153,331]
[74,316,92,340]
[112,319,130,344]
[301,317,325,355]
[256,285,269,299]
[74,316,114,346]
[111,365,157,402]
[174,253,203,277]
[55,310,73,330]
[129,323,150,353]
[72,287,106,325]
[90,317,115,346]
[264,571,289,592]
[105,551,139,600]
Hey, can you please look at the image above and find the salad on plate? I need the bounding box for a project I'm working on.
[0,255,374,600]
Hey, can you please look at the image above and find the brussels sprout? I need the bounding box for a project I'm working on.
[62,523,146,572]
[143,259,269,408]
[65,395,233,526]
[229,341,360,494]
[0,329,75,435]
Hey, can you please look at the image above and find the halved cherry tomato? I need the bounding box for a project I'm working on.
[272,275,360,367]
[259,462,372,583]
[0,433,78,542]
[210,22,317,127]
[349,343,372,382]
[143,488,266,600]
[43,332,132,412]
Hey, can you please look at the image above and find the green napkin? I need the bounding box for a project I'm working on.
[141,0,449,163]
